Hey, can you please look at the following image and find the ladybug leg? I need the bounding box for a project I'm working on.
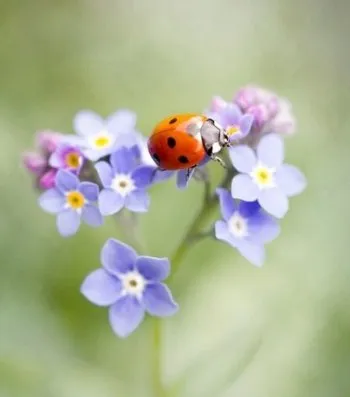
[211,155,227,169]
[186,166,196,180]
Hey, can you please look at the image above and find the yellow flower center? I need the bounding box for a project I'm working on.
[66,191,85,209]
[65,152,81,169]
[226,125,240,137]
[250,164,275,189]
[94,135,111,148]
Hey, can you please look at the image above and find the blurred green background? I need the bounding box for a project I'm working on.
[1,0,350,396]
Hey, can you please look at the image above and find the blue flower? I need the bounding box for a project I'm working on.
[230,134,307,218]
[38,169,103,236]
[96,147,154,215]
[206,97,254,142]
[215,189,280,267]
[63,109,140,162]
[80,239,178,338]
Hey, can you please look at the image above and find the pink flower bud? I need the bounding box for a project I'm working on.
[22,152,46,175]
[36,131,62,154]
[38,169,57,190]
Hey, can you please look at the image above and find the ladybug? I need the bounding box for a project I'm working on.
[147,113,231,179]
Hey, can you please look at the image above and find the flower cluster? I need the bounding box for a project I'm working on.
[23,85,306,337]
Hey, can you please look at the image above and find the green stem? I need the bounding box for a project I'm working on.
[169,169,234,279]
[152,318,166,397]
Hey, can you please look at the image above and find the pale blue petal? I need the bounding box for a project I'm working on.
[247,212,280,244]
[95,161,113,188]
[124,190,150,212]
[231,174,259,201]
[131,166,155,189]
[80,269,122,306]
[79,182,99,202]
[82,204,103,227]
[38,189,64,214]
[136,256,170,281]
[101,238,137,276]
[275,164,307,197]
[240,114,254,136]
[110,147,135,174]
[257,134,284,167]
[106,109,137,134]
[74,110,104,137]
[236,240,265,267]
[55,169,79,193]
[48,152,61,168]
[176,169,195,189]
[214,220,240,248]
[258,188,289,218]
[216,188,237,221]
[143,283,178,317]
[229,145,256,173]
[56,209,81,237]
[98,189,124,215]
[109,296,145,338]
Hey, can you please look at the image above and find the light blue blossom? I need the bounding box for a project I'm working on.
[81,239,178,338]
[215,188,280,267]
[230,134,306,218]
[38,169,103,236]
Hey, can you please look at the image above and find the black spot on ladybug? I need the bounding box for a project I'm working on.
[169,117,177,124]
[167,137,176,148]
[178,155,189,164]
[152,153,160,165]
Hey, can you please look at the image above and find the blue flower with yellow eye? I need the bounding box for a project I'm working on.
[38,169,103,236]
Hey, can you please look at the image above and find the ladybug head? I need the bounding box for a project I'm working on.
[200,118,230,156]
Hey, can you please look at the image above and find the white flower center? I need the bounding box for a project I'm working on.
[111,174,135,197]
[121,271,146,298]
[228,212,248,238]
[250,163,276,189]
[89,130,114,150]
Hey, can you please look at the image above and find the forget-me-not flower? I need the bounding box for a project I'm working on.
[230,134,306,218]
[38,169,103,236]
[206,98,254,142]
[49,144,84,174]
[81,238,178,338]
[215,188,280,267]
[64,109,140,161]
[96,147,154,215]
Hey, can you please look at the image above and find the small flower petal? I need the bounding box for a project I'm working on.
[80,269,122,306]
[275,164,307,197]
[236,240,265,267]
[106,109,137,133]
[95,161,114,188]
[136,256,170,282]
[124,190,150,212]
[109,296,145,338]
[82,204,103,227]
[74,110,104,136]
[257,134,284,167]
[101,238,137,276]
[110,148,135,174]
[258,188,289,218]
[229,146,256,173]
[131,166,155,189]
[215,220,239,247]
[176,169,195,189]
[55,170,79,193]
[240,114,254,136]
[216,188,237,221]
[98,189,124,215]
[48,152,61,168]
[248,212,280,244]
[231,174,259,201]
[79,182,99,202]
[56,209,81,237]
[143,283,178,317]
[38,188,64,213]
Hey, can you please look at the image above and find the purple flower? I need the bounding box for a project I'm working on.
[22,130,63,190]
[215,189,280,267]
[38,169,103,236]
[206,98,254,142]
[81,239,178,338]
[49,144,84,174]
[230,134,307,218]
[234,85,296,136]
[96,147,154,215]
[63,109,140,162]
